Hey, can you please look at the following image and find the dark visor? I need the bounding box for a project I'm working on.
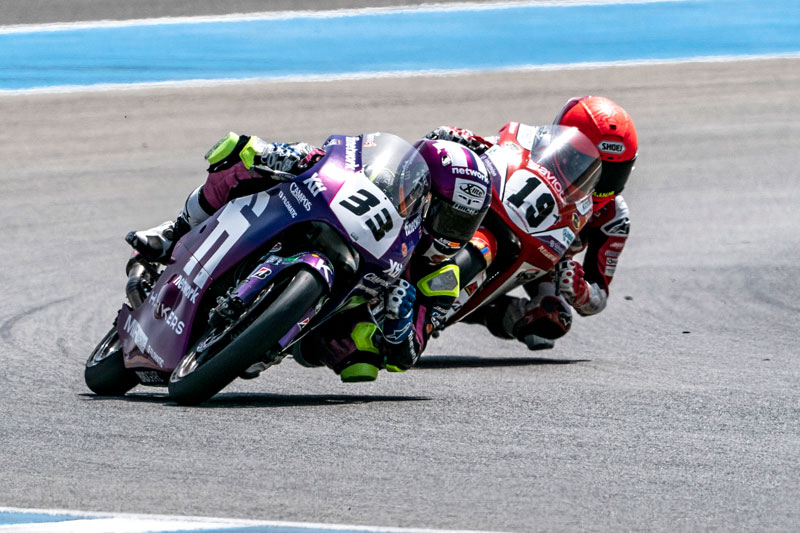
[597,156,636,195]
[430,201,485,243]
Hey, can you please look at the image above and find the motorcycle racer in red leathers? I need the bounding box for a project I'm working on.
[426,96,638,350]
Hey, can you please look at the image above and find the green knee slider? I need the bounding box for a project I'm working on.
[416,264,460,298]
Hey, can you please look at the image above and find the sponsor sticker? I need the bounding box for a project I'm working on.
[572,213,582,230]
[598,141,626,155]
[303,173,327,197]
[278,190,297,218]
[515,123,536,148]
[383,258,404,278]
[172,275,199,304]
[603,217,630,236]
[344,136,359,170]
[124,314,148,353]
[538,245,559,263]
[289,182,312,211]
[453,177,487,208]
[576,195,593,215]
[252,266,272,279]
[458,181,486,199]
[404,213,422,236]
[562,228,575,246]
[364,272,391,288]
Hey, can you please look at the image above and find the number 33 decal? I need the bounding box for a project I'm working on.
[503,170,559,233]
[332,176,402,258]
[338,188,394,241]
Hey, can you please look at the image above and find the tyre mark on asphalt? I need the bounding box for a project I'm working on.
[0,297,72,345]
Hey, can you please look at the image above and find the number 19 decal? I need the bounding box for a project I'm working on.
[503,170,559,234]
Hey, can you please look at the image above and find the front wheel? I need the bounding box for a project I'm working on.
[85,327,139,396]
[168,267,326,405]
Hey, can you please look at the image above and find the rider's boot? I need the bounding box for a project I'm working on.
[335,348,380,382]
[473,292,570,349]
[125,186,211,263]
[522,334,556,351]
[339,360,379,382]
[335,323,383,382]
[510,295,572,342]
[240,361,270,380]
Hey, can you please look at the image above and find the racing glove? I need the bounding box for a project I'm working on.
[425,126,492,155]
[252,142,325,179]
[205,133,266,172]
[382,279,416,344]
[556,259,607,316]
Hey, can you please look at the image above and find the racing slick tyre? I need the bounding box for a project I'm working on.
[168,267,326,406]
[85,327,140,396]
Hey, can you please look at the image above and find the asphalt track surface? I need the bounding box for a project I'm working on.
[1,3,799,533]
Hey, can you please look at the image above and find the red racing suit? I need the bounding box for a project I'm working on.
[567,194,630,315]
[432,127,630,342]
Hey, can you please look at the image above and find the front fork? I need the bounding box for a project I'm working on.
[225,250,335,351]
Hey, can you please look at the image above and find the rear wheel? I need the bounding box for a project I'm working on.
[85,327,139,396]
[168,267,326,405]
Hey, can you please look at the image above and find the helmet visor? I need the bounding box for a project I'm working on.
[428,200,486,244]
[530,125,602,203]
[597,156,636,195]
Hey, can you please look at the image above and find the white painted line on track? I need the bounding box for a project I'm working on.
[0,507,508,533]
[0,0,687,34]
[1,52,798,98]
[0,518,241,532]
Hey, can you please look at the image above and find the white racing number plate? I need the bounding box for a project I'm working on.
[331,173,403,259]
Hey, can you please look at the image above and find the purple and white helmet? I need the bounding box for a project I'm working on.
[413,139,492,261]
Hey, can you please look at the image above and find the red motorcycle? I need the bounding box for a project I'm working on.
[447,122,602,324]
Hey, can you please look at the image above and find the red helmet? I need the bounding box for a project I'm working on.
[554,96,638,203]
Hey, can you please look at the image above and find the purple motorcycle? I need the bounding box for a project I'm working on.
[85,133,431,405]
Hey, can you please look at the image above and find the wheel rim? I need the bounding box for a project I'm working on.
[171,349,200,380]
[170,280,281,383]
[87,329,122,367]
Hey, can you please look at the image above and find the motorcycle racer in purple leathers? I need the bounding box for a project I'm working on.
[127,134,490,381]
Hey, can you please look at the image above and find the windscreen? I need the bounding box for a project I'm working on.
[360,133,431,218]
[528,125,602,203]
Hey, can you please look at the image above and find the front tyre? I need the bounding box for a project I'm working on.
[168,267,326,406]
[85,327,139,396]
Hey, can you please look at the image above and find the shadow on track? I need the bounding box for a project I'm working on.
[79,392,430,408]
[415,355,589,369]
